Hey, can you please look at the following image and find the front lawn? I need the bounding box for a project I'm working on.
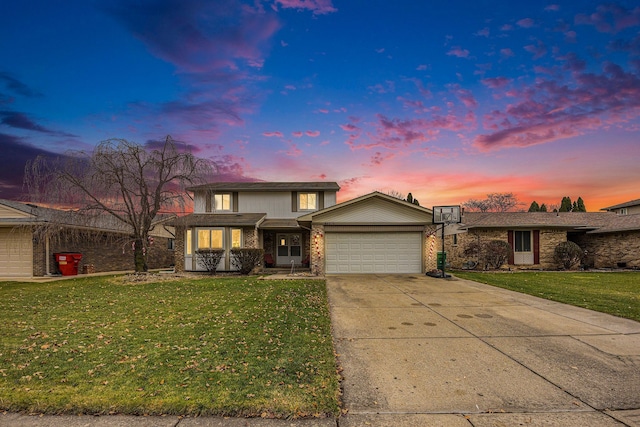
[453,271,640,322]
[0,275,341,417]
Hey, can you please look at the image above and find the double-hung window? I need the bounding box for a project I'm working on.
[299,193,317,210]
[215,193,231,211]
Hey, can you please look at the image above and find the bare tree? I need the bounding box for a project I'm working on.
[463,192,521,212]
[24,136,213,272]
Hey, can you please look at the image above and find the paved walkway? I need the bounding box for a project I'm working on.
[2,273,639,426]
[328,274,640,426]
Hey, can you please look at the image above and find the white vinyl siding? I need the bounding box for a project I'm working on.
[325,232,422,274]
[0,228,33,277]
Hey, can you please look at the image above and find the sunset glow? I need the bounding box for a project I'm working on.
[1,1,639,210]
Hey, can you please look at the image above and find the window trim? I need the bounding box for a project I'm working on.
[214,193,232,212]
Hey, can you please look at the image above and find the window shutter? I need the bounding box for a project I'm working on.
[507,230,514,265]
[533,230,540,264]
[232,192,239,212]
[291,192,298,212]
[205,191,212,213]
[318,191,324,210]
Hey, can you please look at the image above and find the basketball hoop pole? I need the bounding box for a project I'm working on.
[441,222,446,278]
[432,205,461,279]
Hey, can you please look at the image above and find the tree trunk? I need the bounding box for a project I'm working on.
[134,238,148,272]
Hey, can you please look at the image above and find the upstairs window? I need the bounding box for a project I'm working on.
[619,208,628,215]
[214,193,231,211]
[299,193,317,210]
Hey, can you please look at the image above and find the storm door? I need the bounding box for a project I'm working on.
[276,233,302,266]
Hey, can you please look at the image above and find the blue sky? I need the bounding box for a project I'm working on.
[2,0,640,210]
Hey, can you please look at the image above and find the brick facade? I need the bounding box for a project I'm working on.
[572,230,640,269]
[33,229,174,276]
[311,224,325,276]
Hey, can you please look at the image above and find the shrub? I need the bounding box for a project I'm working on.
[462,239,511,270]
[230,248,264,274]
[195,249,225,273]
[554,241,584,270]
[484,240,512,269]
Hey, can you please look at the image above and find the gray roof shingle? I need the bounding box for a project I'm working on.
[187,181,340,192]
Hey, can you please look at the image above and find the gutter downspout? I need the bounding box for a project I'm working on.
[45,234,51,276]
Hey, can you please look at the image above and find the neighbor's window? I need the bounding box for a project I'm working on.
[167,238,175,250]
[197,228,224,249]
[299,193,317,210]
[619,208,628,215]
[514,230,532,252]
[214,193,231,211]
[231,229,242,248]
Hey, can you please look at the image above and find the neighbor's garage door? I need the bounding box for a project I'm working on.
[0,228,33,277]
[325,232,422,274]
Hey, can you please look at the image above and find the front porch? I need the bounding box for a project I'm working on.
[261,228,311,269]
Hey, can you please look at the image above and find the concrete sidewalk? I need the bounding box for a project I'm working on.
[328,274,640,426]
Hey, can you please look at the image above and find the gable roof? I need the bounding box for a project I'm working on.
[187,181,340,192]
[297,191,432,223]
[459,211,640,234]
[601,198,640,211]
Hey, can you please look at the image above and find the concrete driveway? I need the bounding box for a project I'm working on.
[327,274,640,427]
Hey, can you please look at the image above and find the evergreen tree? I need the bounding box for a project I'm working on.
[559,196,573,212]
[407,193,414,204]
[539,203,548,212]
[528,201,540,212]
[412,198,420,206]
[576,197,586,212]
[572,201,578,211]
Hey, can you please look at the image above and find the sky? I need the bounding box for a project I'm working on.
[1,0,640,212]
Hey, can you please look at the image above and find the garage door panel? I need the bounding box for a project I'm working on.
[0,228,33,277]
[325,232,422,274]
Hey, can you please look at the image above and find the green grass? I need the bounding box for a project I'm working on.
[0,276,341,418]
[453,271,640,322]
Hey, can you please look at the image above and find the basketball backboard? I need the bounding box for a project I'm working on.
[432,205,461,224]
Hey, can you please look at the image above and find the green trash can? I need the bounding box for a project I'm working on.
[437,252,447,270]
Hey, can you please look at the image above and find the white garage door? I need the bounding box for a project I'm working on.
[0,228,33,277]
[325,232,422,274]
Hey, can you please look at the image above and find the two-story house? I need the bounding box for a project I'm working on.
[173,182,439,275]
[174,182,340,272]
[601,198,640,215]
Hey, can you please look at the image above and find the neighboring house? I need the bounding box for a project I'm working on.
[174,184,438,274]
[447,211,640,269]
[0,199,175,278]
[601,198,640,215]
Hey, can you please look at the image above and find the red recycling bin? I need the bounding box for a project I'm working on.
[55,252,82,276]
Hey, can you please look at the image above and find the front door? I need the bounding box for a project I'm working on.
[277,233,302,266]
[513,230,534,264]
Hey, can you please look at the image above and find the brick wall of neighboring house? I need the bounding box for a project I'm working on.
[573,230,640,269]
[445,228,567,270]
[539,229,567,268]
[36,231,174,276]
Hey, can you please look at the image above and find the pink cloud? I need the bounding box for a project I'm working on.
[545,4,560,12]
[283,142,302,157]
[476,27,490,37]
[481,76,512,89]
[500,48,515,58]
[517,18,535,28]
[273,0,337,15]
[575,4,640,34]
[263,131,284,137]
[524,40,548,59]
[370,151,396,166]
[292,131,303,137]
[306,130,320,137]
[447,47,470,58]
[501,24,513,31]
[475,60,640,151]
[452,85,478,109]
